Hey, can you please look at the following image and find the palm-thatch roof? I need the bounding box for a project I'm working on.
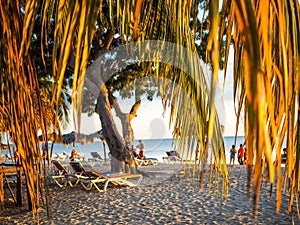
[39,130,105,145]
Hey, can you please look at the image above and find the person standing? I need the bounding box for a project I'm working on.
[229,145,237,165]
[281,147,287,163]
[136,140,145,159]
[238,144,245,165]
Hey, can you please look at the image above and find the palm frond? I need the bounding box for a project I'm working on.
[220,0,300,215]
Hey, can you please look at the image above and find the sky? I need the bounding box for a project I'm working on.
[65,47,245,139]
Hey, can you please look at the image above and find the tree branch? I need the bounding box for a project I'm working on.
[95,28,116,59]
[108,91,125,119]
[129,100,141,120]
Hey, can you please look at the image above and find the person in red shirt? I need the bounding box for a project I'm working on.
[238,144,245,165]
[136,140,145,159]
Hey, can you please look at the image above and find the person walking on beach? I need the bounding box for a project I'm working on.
[136,140,145,159]
[238,144,245,165]
[229,145,237,165]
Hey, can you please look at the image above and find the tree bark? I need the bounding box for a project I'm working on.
[96,84,136,172]
[109,92,141,149]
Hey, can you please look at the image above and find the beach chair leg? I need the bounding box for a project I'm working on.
[80,181,93,191]
[124,180,137,187]
[103,179,109,191]
[149,159,158,166]
[64,175,80,187]
[124,175,143,186]
[54,179,65,188]
[66,179,74,187]
[137,175,143,185]
[162,157,169,163]
[93,183,105,192]
[49,175,67,189]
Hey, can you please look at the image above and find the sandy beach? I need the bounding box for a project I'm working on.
[1,162,299,225]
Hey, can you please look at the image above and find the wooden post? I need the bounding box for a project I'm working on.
[103,141,107,161]
[16,165,22,207]
[0,149,4,210]
[26,182,32,211]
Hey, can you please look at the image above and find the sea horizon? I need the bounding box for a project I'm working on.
[45,136,247,163]
[1,136,246,163]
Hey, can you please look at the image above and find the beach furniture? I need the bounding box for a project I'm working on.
[69,162,143,192]
[67,164,108,192]
[162,151,182,162]
[89,152,104,162]
[48,160,78,188]
[63,151,71,160]
[1,162,24,186]
[135,158,158,166]
[53,152,64,161]
[0,161,24,207]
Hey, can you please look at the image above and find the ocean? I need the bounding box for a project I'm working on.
[46,136,246,163]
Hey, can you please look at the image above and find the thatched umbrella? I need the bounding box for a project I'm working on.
[41,130,107,159]
[61,130,104,145]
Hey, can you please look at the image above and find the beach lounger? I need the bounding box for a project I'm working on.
[48,160,78,188]
[89,152,104,162]
[135,158,158,166]
[63,151,71,160]
[162,151,182,162]
[66,168,109,192]
[69,162,143,192]
[53,152,64,160]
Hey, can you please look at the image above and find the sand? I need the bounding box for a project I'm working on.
[0,162,299,225]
